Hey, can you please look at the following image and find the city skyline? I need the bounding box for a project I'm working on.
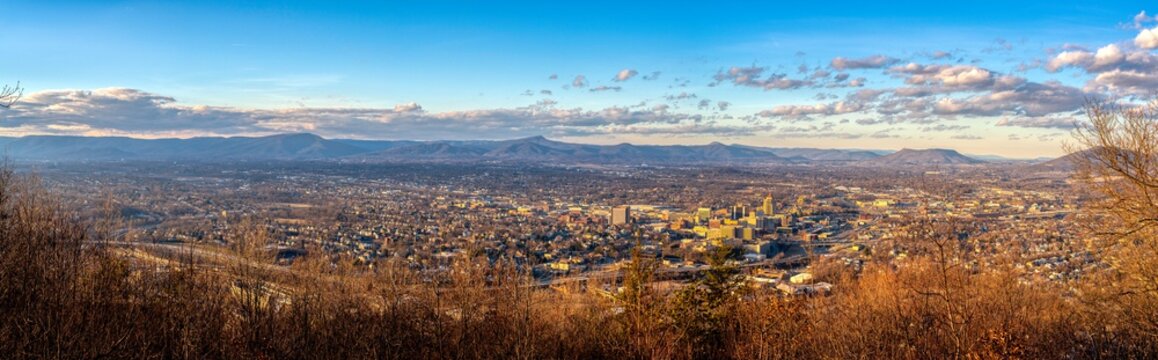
[2,1,1157,157]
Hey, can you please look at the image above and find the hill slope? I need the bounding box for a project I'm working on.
[0,133,995,166]
[866,148,983,166]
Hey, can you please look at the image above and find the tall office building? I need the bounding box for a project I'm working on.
[731,204,747,220]
[696,207,712,223]
[612,206,631,225]
[762,194,774,215]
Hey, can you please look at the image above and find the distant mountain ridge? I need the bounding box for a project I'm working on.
[366,136,794,163]
[0,133,365,160]
[0,133,994,166]
[1028,147,1130,172]
[865,148,983,166]
[1031,152,1084,171]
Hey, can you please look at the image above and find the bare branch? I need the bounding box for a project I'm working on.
[0,81,22,109]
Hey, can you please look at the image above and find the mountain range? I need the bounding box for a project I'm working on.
[1026,147,1136,172]
[0,133,1012,166]
[865,148,985,166]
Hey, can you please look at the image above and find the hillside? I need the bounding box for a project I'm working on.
[764,147,882,162]
[865,148,983,166]
[0,133,1002,165]
[0,133,367,160]
[1028,148,1118,172]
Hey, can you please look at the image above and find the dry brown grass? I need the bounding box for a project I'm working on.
[0,164,1156,359]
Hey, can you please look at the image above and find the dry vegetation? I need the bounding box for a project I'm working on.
[4,103,1158,359]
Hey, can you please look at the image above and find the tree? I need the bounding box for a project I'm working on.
[617,241,658,321]
[613,240,669,358]
[669,245,743,358]
[0,82,21,109]
[1070,100,1158,343]
[1071,101,1158,240]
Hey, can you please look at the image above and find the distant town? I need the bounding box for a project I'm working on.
[26,146,1085,296]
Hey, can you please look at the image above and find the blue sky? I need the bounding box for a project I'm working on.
[1,1,1156,157]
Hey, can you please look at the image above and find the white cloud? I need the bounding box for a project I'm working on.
[1136,26,1158,49]
[939,67,992,87]
[1135,11,1154,29]
[1047,44,1128,72]
[664,92,697,101]
[10,88,258,132]
[393,102,422,112]
[1046,50,1094,72]
[995,115,1078,129]
[711,66,812,90]
[1090,69,1158,94]
[1,87,769,140]
[1094,44,1127,68]
[613,69,638,82]
[571,75,588,88]
[757,100,864,120]
[890,63,997,88]
[1041,40,1158,95]
[929,81,1085,117]
[830,55,900,70]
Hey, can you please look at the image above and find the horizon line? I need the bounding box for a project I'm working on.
[0,132,1057,160]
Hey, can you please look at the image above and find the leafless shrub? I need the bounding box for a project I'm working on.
[0,82,20,109]
[0,156,1154,358]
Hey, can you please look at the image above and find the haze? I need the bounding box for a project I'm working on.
[4,2,1158,157]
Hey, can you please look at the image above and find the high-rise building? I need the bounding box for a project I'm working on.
[720,225,738,239]
[696,207,712,223]
[745,240,771,255]
[731,204,747,220]
[762,194,774,215]
[742,227,756,240]
[612,206,631,225]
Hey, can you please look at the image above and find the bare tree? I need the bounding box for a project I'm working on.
[1071,101,1158,263]
[1070,100,1158,341]
[0,82,21,109]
